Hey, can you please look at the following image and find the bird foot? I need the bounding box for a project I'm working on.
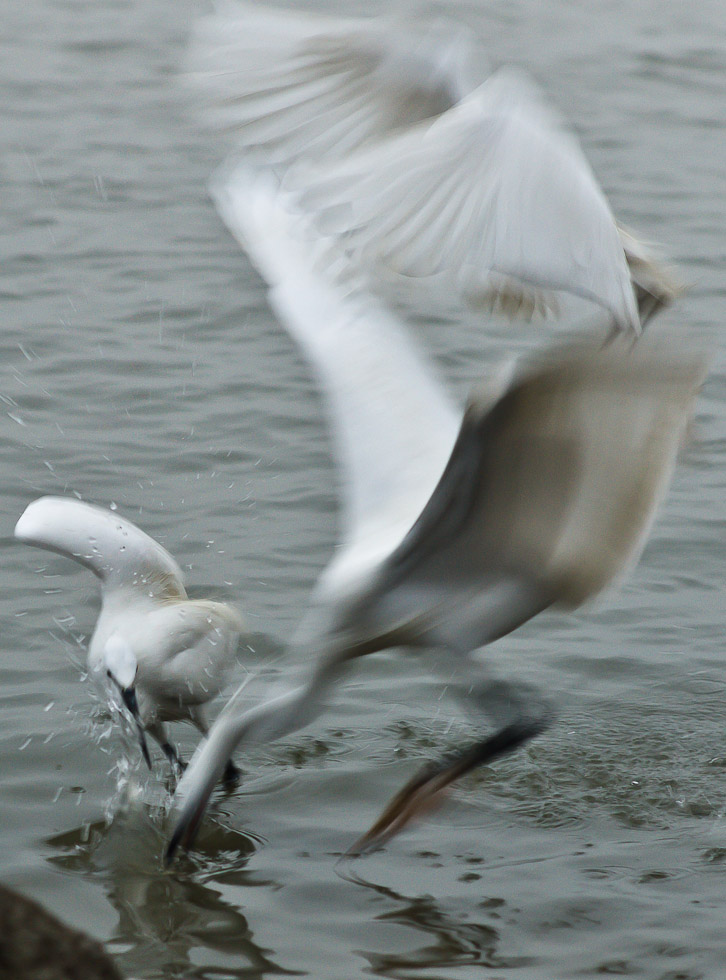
[222,759,242,790]
[162,742,186,777]
[346,715,550,856]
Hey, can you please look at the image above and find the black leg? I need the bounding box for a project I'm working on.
[221,758,242,789]
[347,713,550,856]
[162,741,186,776]
[163,740,239,787]
[136,726,152,770]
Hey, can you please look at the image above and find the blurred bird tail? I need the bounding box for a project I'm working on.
[618,225,684,326]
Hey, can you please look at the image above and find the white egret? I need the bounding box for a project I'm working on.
[15,496,245,780]
[186,1,678,330]
[165,171,704,861]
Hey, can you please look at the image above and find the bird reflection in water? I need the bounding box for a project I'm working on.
[44,811,280,980]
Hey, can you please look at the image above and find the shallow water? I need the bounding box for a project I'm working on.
[1,1,725,978]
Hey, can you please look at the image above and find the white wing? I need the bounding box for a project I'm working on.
[354,332,707,654]
[14,496,186,599]
[166,330,706,859]
[188,6,644,331]
[187,2,487,164]
[212,167,461,600]
[292,70,639,331]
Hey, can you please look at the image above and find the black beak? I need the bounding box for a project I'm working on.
[120,686,152,771]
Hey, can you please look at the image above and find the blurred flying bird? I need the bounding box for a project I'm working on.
[165,171,704,861]
[15,496,244,781]
[186,1,678,330]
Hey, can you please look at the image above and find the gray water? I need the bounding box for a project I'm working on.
[2,0,725,977]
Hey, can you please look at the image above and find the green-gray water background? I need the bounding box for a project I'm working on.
[2,0,725,977]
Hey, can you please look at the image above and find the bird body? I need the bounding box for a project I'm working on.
[15,496,245,771]
[94,596,243,732]
[166,170,705,860]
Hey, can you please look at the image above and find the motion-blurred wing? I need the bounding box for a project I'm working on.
[294,71,640,332]
[618,225,683,325]
[190,5,673,332]
[187,2,487,165]
[369,333,705,649]
[213,167,461,599]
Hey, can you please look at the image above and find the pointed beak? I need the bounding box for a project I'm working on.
[121,684,140,718]
[165,797,206,866]
[120,685,152,771]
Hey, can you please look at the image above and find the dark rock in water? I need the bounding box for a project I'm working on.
[0,883,122,980]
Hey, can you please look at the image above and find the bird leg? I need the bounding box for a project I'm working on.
[346,711,550,856]
[134,725,153,771]
[221,758,242,789]
[161,740,187,777]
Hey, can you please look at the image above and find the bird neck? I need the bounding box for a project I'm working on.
[221,647,350,748]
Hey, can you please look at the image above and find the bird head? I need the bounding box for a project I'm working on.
[103,633,138,691]
[103,634,151,769]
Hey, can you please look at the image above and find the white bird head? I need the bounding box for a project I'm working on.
[102,633,152,769]
[103,633,138,691]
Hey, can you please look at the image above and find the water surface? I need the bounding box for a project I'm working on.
[1,1,725,978]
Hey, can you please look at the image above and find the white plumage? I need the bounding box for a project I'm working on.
[166,171,704,860]
[186,1,677,331]
[15,496,244,776]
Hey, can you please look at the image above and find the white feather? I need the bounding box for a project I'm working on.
[293,71,639,330]
[15,497,245,754]
[185,2,679,332]
[167,172,704,857]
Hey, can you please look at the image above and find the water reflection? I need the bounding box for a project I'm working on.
[337,863,530,976]
[44,792,530,978]
[45,805,293,980]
